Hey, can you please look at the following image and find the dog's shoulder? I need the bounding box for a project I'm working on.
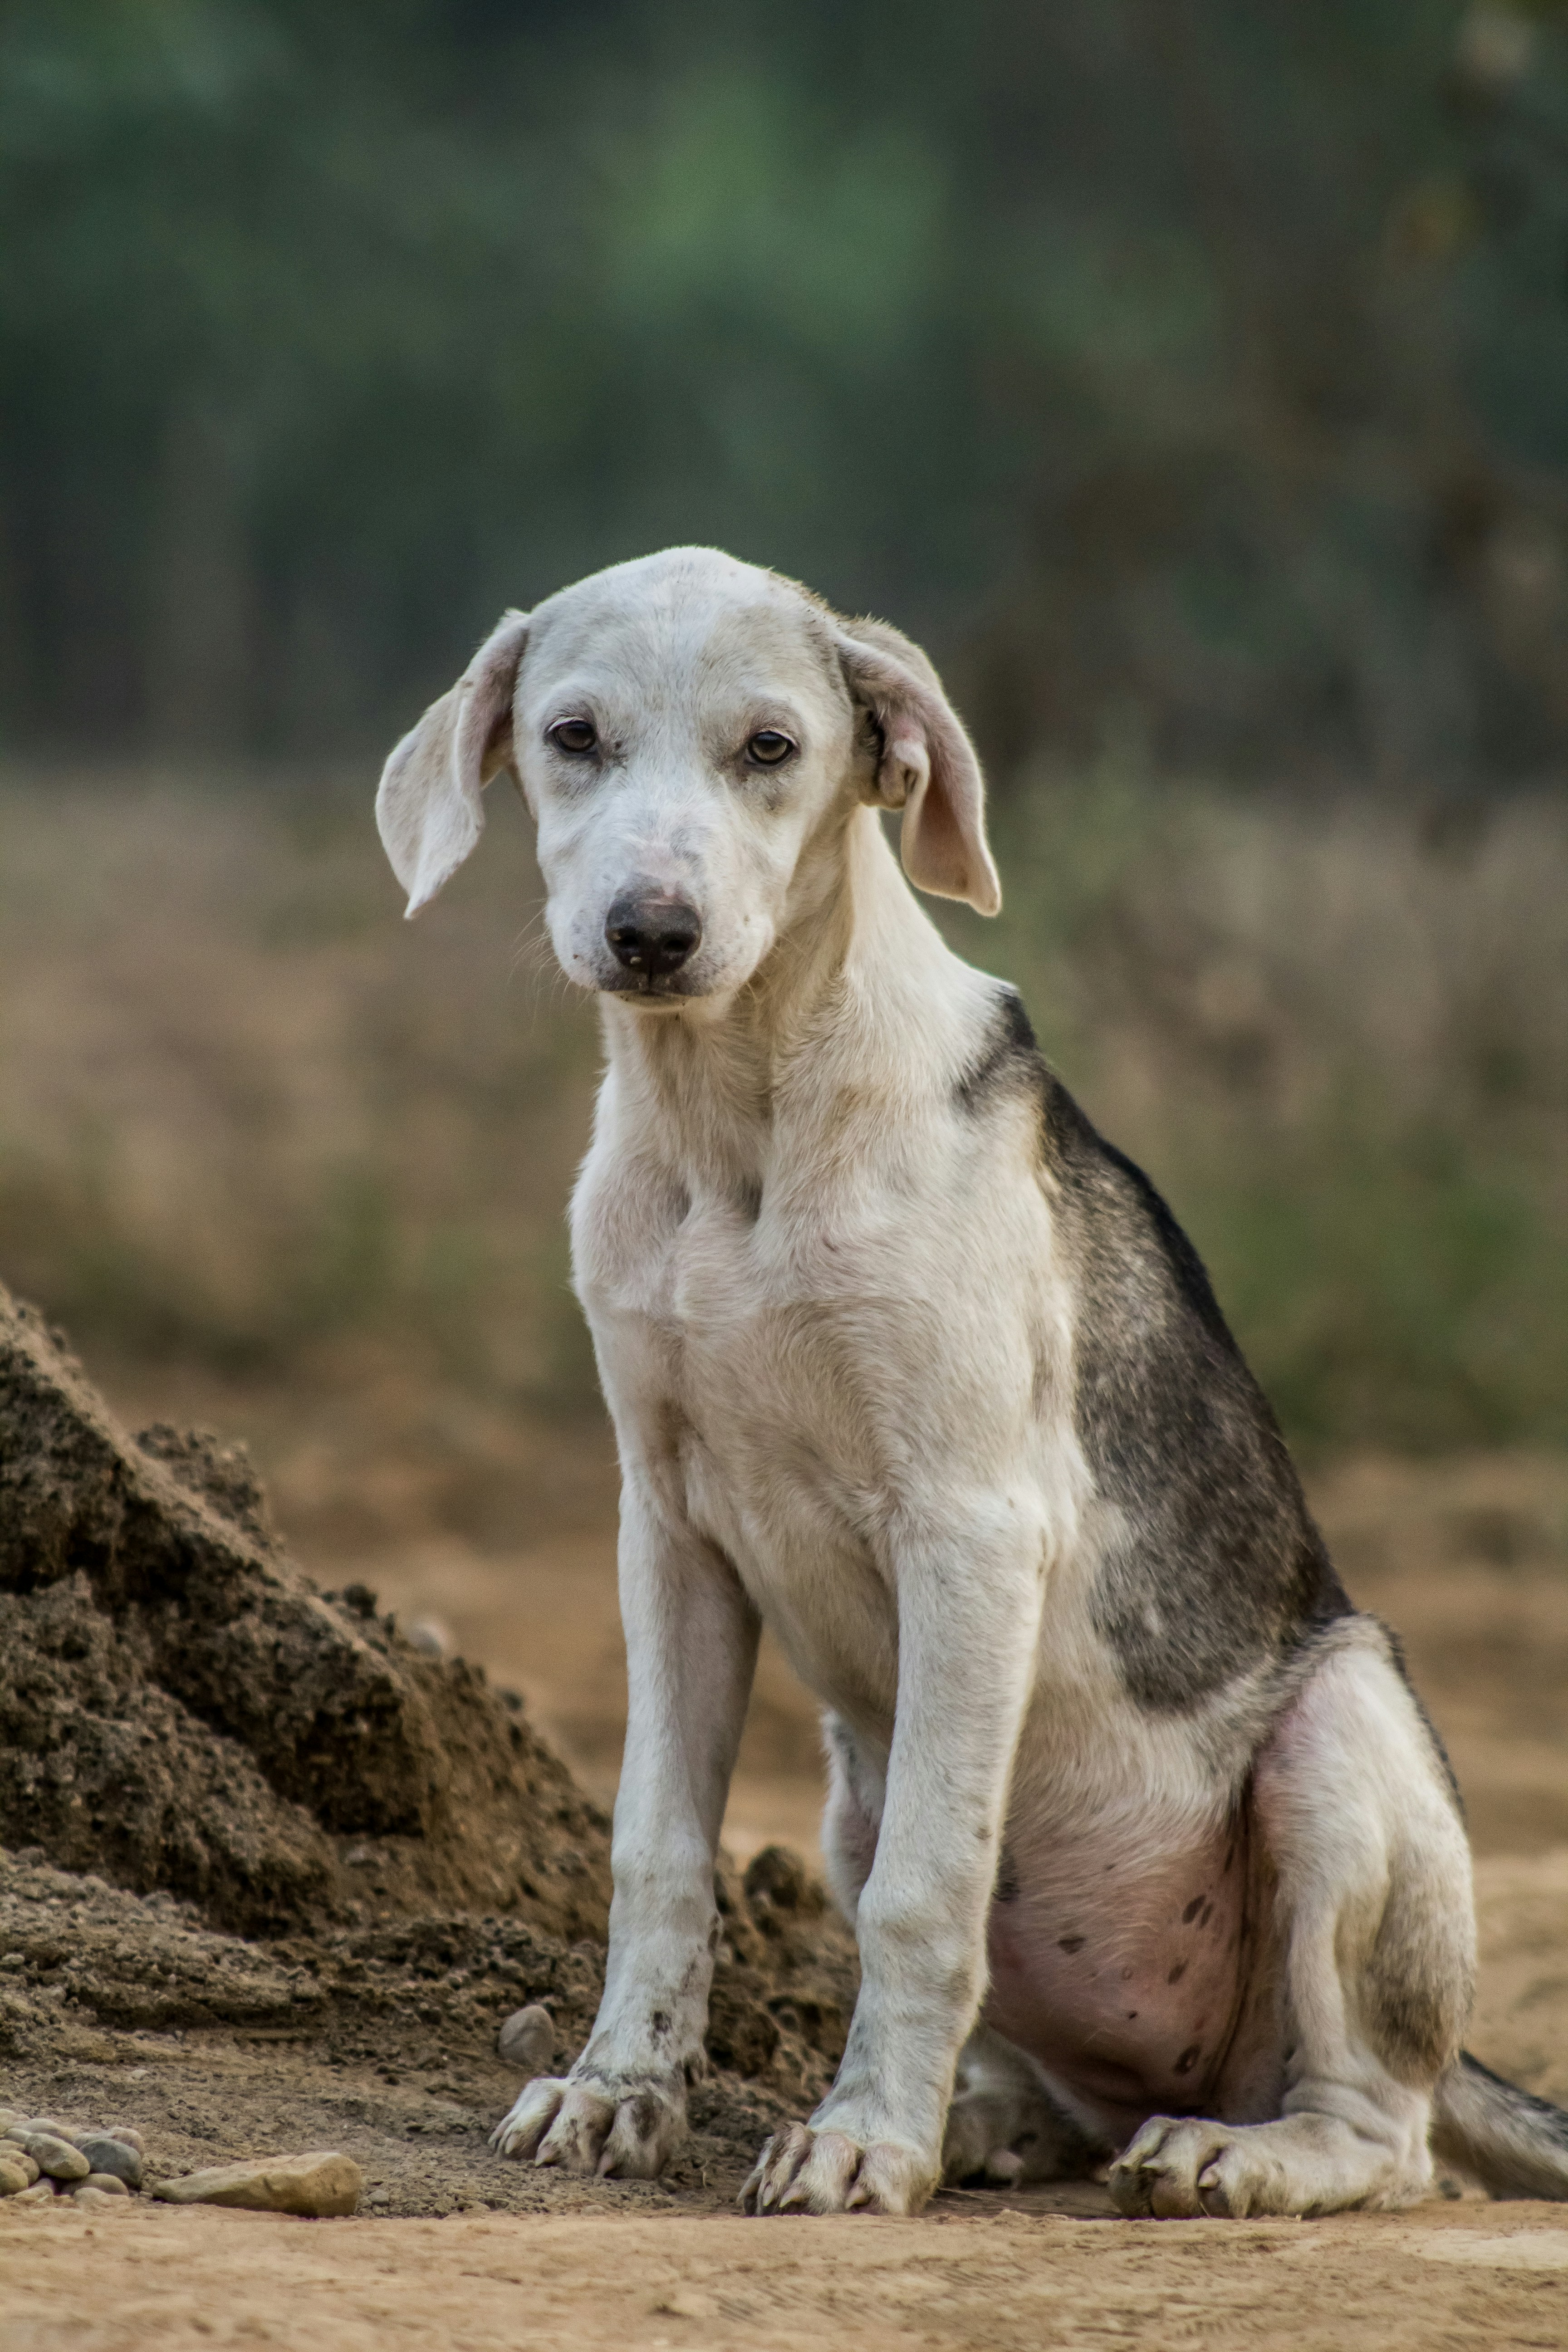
[956,982,1350,1713]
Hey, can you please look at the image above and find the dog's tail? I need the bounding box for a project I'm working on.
[1432,2051,1568,2198]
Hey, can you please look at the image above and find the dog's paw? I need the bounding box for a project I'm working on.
[490,2073,685,2179]
[1110,2116,1302,2220]
[1110,2116,1226,2217]
[740,2120,934,2215]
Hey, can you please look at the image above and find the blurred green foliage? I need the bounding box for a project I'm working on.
[5,1,1568,781]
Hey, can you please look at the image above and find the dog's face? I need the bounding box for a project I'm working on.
[376,547,999,1009]
[516,557,863,1012]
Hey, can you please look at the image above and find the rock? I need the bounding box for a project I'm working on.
[71,2136,143,2189]
[0,2157,33,2196]
[72,2183,131,2210]
[12,2132,89,2181]
[497,2003,558,2073]
[11,2182,56,2205]
[80,2172,131,2196]
[149,2151,361,2217]
[101,2127,147,2156]
[652,2289,719,2320]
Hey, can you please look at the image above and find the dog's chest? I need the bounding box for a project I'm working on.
[671,1194,882,1492]
[621,1182,912,1699]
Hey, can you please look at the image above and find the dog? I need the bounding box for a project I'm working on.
[376,545,1568,2217]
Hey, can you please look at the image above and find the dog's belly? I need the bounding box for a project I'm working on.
[985,1808,1248,2137]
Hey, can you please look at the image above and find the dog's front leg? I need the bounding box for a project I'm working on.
[744,1513,1043,2215]
[492,1480,759,2177]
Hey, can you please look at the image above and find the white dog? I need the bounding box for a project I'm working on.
[377,546,1568,2217]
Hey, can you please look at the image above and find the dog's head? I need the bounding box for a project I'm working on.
[376,548,999,1012]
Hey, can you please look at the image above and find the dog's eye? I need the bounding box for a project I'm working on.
[746,730,795,766]
[548,718,598,755]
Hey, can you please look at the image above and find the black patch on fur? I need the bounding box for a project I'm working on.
[733,1175,763,1224]
[1376,1614,1465,1813]
[960,984,1352,1713]
[1039,1064,1350,1710]
[994,1848,1021,1904]
[955,987,1039,1115]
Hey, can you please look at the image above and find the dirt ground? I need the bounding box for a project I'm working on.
[6,1349,1568,2347]
[9,2196,1568,2352]
[5,1843,1568,2347]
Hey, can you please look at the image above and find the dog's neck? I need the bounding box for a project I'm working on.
[597,807,992,1190]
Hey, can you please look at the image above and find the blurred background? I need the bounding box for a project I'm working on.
[0,0,1564,1857]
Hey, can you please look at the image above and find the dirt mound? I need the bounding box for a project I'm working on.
[0,1285,612,1940]
[0,1284,858,2100]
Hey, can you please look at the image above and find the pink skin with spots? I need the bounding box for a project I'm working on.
[983,1813,1250,2143]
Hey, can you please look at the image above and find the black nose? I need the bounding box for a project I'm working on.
[604,891,703,980]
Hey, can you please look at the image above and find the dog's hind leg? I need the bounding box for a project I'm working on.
[943,2025,1107,2185]
[818,1710,884,1928]
[1111,1620,1475,2220]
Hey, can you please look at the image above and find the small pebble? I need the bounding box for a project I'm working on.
[72,2183,131,2210]
[72,2136,143,2190]
[497,2004,558,2073]
[12,2133,89,2182]
[652,2290,718,2320]
[80,2173,131,2198]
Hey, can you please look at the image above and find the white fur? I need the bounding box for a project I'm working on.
[377,548,1474,2219]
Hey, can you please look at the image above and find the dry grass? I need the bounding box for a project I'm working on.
[0,769,600,1403]
[0,767,1563,1453]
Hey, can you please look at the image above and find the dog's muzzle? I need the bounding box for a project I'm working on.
[604,890,703,988]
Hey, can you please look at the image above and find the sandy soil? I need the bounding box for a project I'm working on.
[9,2195,1568,2352]
[9,1367,1567,2347]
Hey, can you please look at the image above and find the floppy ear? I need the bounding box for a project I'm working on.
[835,618,1000,916]
[376,609,530,917]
